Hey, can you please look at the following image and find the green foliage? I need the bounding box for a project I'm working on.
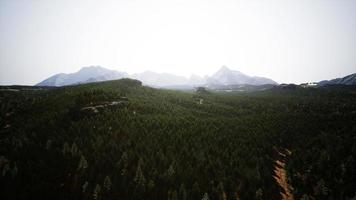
[0,80,355,200]
[93,184,101,200]
[202,192,210,200]
[82,181,89,193]
[255,188,263,200]
[179,183,187,200]
[78,155,88,170]
[103,176,112,192]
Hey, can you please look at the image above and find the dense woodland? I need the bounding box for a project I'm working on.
[0,79,355,200]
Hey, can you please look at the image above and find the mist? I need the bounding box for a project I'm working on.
[1,0,356,85]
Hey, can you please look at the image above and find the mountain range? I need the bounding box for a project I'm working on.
[36,65,356,88]
[36,66,128,87]
[317,73,356,86]
[36,66,277,88]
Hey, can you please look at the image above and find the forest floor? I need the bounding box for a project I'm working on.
[273,147,294,200]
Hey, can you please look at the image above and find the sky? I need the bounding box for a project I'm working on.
[0,0,356,85]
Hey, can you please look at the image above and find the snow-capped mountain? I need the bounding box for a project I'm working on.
[36,66,128,86]
[36,65,278,87]
[207,66,277,85]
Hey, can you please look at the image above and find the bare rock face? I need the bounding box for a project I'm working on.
[80,106,99,115]
[79,97,129,116]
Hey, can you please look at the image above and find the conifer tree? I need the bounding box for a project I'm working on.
[46,139,52,150]
[167,190,172,200]
[171,190,178,200]
[71,142,78,156]
[119,152,128,176]
[165,162,175,182]
[179,183,187,200]
[2,163,9,176]
[62,142,70,155]
[11,162,18,179]
[147,179,155,191]
[78,155,88,170]
[313,179,328,196]
[93,184,101,200]
[103,176,112,192]
[192,182,201,200]
[202,193,209,200]
[82,181,89,193]
[134,161,146,197]
[255,188,263,200]
[217,182,226,200]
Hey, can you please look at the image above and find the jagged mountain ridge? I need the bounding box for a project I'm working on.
[208,66,277,85]
[36,65,278,87]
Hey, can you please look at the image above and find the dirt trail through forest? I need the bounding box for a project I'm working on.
[273,148,294,200]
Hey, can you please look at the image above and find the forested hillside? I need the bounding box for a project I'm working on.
[0,79,355,200]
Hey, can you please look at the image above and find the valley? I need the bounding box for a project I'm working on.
[1,79,355,200]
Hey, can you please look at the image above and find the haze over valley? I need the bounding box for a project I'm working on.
[1,1,356,200]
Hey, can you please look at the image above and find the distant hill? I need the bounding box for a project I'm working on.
[207,66,277,86]
[36,65,278,88]
[318,73,356,86]
[36,66,128,86]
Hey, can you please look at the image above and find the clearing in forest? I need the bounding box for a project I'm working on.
[273,148,294,200]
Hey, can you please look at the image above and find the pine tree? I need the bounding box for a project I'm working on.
[62,142,70,155]
[202,193,210,200]
[11,162,18,179]
[300,194,310,200]
[93,184,101,200]
[103,176,112,192]
[147,179,155,191]
[217,182,226,200]
[255,188,263,200]
[119,152,128,176]
[71,142,78,156]
[167,190,172,200]
[192,182,201,200]
[313,179,328,196]
[78,155,88,170]
[82,181,89,193]
[171,190,178,200]
[2,163,9,176]
[165,163,175,178]
[179,183,187,200]
[46,139,52,150]
[134,161,146,197]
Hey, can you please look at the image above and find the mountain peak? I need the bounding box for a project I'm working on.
[78,65,107,72]
[37,65,277,87]
[37,66,127,86]
[219,65,231,72]
[210,66,277,85]
[215,66,244,75]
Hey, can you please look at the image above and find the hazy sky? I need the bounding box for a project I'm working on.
[1,0,356,85]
